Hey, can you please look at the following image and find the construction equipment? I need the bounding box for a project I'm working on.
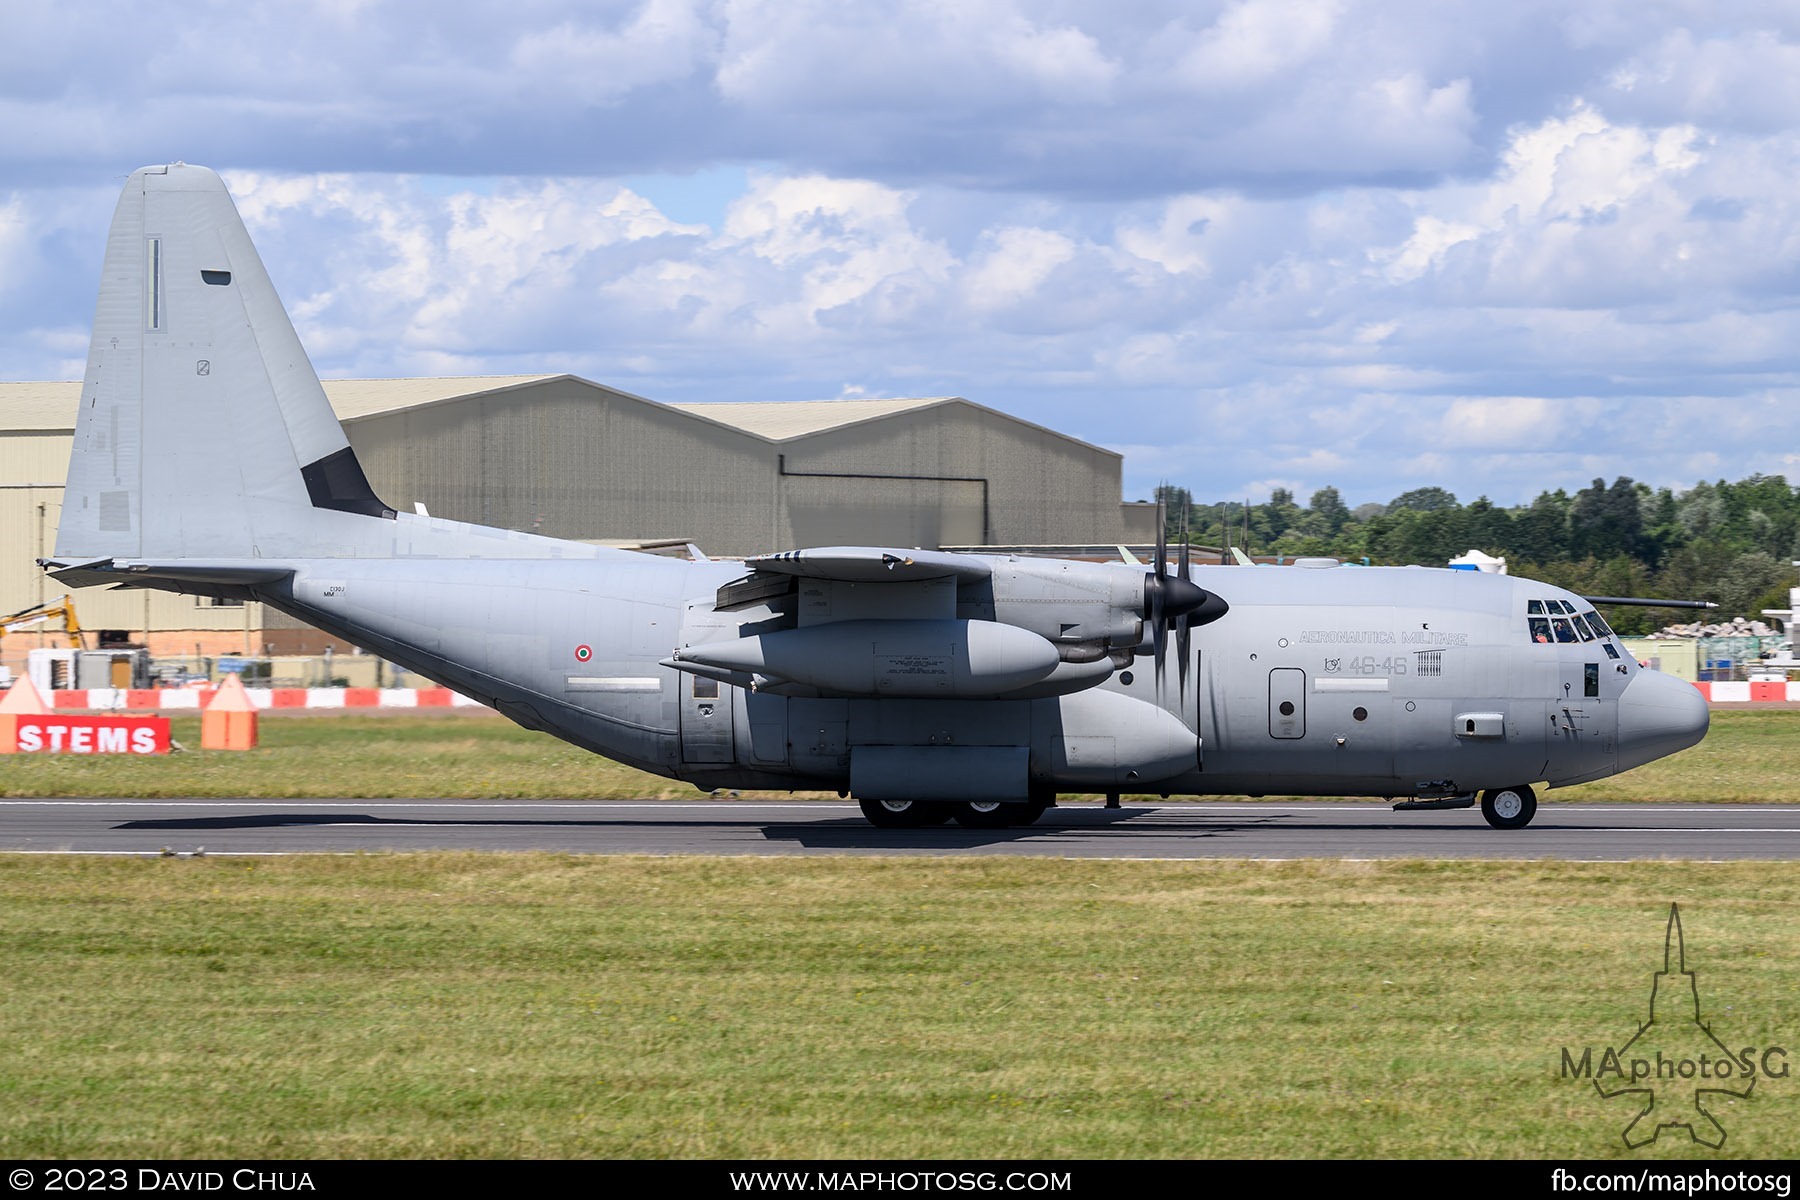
[1,595,86,649]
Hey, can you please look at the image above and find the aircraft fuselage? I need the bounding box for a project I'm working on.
[250,546,1704,803]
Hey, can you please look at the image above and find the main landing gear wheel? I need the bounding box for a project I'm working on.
[859,798,951,828]
[951,801,1048,829]
[1480,785,1537,830]
[953,800,1015,829]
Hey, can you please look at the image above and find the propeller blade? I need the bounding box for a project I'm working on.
[1175,538,1192,703]
[1151,579,1167,698]
[1152,517,1169,696]
[1176,612,1191,701]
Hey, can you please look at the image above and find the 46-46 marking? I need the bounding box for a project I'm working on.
[1337,656,1408,676]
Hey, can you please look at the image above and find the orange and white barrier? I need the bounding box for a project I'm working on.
[44,686,488,711]
[29,680,1795,708]
[1690,680,1799,703]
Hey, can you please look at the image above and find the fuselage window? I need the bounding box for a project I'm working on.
[1552,617,1578,643]
[1529,617,1552,644]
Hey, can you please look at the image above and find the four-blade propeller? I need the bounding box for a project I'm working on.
[1142,522,1228,707]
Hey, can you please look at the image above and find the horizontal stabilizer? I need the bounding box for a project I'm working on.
[41,557,292,591]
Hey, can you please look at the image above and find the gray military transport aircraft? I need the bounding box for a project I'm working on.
[42,164,1712,831]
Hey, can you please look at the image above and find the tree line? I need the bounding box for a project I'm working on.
[1158,475,1799,636]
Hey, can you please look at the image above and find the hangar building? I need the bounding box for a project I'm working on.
[1,375,1155,661]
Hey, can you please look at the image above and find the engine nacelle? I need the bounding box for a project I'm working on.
[989,557,1146,647]
[668,618,1062,699]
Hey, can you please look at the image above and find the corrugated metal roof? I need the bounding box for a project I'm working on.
[0,376,560,431]
[317,375,560,419]
[1,378,1115,457]
[669,397,954,440]
[0,382,81,431]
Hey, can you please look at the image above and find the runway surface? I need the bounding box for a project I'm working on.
[4,799,1800,860]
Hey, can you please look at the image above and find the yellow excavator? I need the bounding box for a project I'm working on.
[0,595,87,649]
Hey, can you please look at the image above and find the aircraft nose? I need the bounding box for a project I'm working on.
[1616,669,1710,771]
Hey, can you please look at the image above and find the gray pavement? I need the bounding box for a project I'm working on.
[5,799,1800,860]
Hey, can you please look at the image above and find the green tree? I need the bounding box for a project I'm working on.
[1508,491,1571,563]
[1569,477,1645,561]
[1388,486,1459,513]
[1309,486,1351,537]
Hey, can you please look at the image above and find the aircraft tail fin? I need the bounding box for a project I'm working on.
[54,163,393,567]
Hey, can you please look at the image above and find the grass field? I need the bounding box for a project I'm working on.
[5,710,1796,1159]
[2,707,1796,803]
[0,855,1794,1159]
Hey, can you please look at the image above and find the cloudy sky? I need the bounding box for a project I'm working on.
[4,0,1799,508]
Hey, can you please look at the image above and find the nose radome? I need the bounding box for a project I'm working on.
[1617,669,1710,771]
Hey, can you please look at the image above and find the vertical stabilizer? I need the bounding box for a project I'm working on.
[56,163,392,565]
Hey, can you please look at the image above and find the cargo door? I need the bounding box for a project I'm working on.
[678,603,738,766]
[679,672,736,765]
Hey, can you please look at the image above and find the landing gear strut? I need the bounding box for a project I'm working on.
[1480,785,1537,830]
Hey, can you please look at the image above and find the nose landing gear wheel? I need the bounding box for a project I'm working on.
[1480,785,1537,830]
[859,798,951,828]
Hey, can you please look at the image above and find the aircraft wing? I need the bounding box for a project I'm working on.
[743,547,993,583]
[716,547,993,611]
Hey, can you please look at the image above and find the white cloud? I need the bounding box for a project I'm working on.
[715,0,1117,109]
[717,175,955,332]
[1437,396,1559,450]
[5,4,1800,510]
[1171,0,1344,91]
[509,0,717,103]
[962,228,1078,312]
[1607,28,1800,132]
[1117,195,1237,277]
[0,195,23,277]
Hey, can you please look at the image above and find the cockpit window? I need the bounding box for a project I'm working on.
[1528,599,1623,645]
[1603,641,1620,660]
